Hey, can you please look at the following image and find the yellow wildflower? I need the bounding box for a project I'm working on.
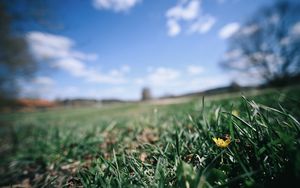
[231,110,239,116]
[212,137,231,148]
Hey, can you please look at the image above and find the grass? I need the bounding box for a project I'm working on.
[0,86,300,187]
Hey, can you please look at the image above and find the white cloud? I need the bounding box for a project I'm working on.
[33,76,55,86]
[27,31,128,84]
[135,67,182,89]
[90,87,126,98]
[134,78,145,85]
[27,32,72,59]
[92,0,141,12]
[166,0,216,37]
[135,66,229,97]
[240,24,259,35]
[223,49,242,60]
[148,67,181,86]
[279,22,300,46]
[291,22,300,36]
[185,74,230,91]
[87,71,128,84]
[166,0,200,21]
[53,58,87,77]
[105,65,131,78]
[139,69,232,97]
[121,65,131,73]
[219,22,240,39]
[27,32,98,61]
[189,16,216,34]
[27,32,73,51]
[280,37,291,46]
[109,69,122,77]
[71,51,98,61]
[53,58,128,84]
[186,65,204,75]
[167,19,181,37]
[133,65,237,98]
[21,76,55,98]
[63,86,80,95]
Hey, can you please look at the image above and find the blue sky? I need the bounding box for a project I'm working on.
[22,0,288,100]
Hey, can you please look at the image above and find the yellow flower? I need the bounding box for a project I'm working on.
[212,137,231,148]
[231,110,239,116]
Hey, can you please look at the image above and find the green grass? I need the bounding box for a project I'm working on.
[1,86,300,187]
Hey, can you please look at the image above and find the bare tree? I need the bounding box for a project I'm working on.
[0,0,50,99]
[221,1,300,86]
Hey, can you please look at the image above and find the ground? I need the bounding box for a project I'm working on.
[0,86,300,187]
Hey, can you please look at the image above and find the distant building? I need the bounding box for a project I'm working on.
[229,81,241,92]
[59,99,100,107]
[17,99,56,108]
[141,87,152,101]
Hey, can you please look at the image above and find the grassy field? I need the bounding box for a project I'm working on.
[1,86,300,187]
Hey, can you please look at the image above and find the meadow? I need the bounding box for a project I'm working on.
[0,86,300,187]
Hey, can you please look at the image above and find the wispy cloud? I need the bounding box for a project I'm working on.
[291,22,300,36]
[166,0,200,21]
[184,74,230,91]
[27,31,98,61]
[219,22,240,39]
[186,65,204,75]
[27,31,128,84]
[120,64,131,73]
[21,76,55,98]
[147,67,181,86]
[222,49,242,60]
[167,19,182,37]
[240,24,259,35]
[85,87,127,99]
[166,0,216,37]
[189,15,216,34]
[219,22,260,39]
[135,66,231,97]
[92,0,141,12]
[135,67,182,93]
[32,76,55,86]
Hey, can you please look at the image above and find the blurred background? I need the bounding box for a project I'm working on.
[1,1,300,187]
[1,0,300,110]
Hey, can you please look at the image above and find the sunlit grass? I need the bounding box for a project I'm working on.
[0,87,300,187]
